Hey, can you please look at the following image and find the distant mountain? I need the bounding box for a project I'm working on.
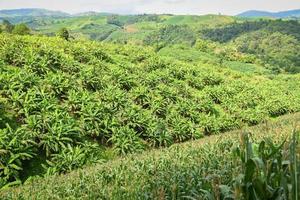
[0,8,70,18]
[238,9,300,18]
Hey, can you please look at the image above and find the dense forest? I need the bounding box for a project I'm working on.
[201,20,300,73]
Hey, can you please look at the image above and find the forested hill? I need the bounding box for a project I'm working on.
[0,8,70,24]
[237,9,300,18]
[201,20,300,73]
[0,8,69,18]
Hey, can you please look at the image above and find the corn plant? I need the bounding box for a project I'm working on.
[109,126,146,154]
[232,132,300,199]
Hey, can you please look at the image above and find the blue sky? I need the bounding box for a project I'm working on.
[0,0,300,15]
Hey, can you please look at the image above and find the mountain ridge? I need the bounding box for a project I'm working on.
[238,9,300,18]
[1,8,300,19]
[0,8,70,18]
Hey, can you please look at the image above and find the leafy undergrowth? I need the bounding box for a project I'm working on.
[0,34,300,188]
[1,113,299,199]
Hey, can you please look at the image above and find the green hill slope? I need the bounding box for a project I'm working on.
[1,113,299,199]
[3,12,300,73]
[0,34,300,190]
[0,8,70,24]
[7,14,235,40]
[201,20,300,73]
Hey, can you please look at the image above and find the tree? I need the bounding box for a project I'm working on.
[2,19,14,33]
[12,23,31,35]
[57,28,70,41]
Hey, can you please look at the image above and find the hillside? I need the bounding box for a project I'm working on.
[6,13,298,73]
[3,12,297,73]
[201,20,300,73]
[0,9,70,24]
[1,5,300,197]
[238,9,300,18]
[3,10,300,74]
[0,8,69,18]
[1,113,299,199]
[0,33,299,190]
[2,13,235,37]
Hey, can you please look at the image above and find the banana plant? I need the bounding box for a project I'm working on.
[146,120,173,147]
[79,101,105,138]
[44,71,74,98]
[37,110,81,156]
[44,142,100,175]
[0,125,36,188]
[109,126,146,155]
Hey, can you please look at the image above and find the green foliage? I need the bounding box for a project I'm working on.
[0,125,36,188]
[144,24,196,46]
[201,19,300,43]
[45,142,101,175]
[2,20,14,33]
[0,13,299,198]
[109,126,146,155]
[57,27,70,41]
[107,15,124,27]
[234,31,300,73]
[0,97,6,128]
[0,114,299,199]
[7,14,300,74]
[0,34,299,190]
[231,132,300,199]
[201,19,300,73]
[11,23,31,35]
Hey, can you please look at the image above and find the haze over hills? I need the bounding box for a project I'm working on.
[1,8,300,19]
[238,9,300,18]
[0,8,70,18]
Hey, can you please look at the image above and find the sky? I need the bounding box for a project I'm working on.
[0,0,300,15]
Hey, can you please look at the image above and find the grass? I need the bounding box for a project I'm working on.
[225,60,270,74]
[158,45,217,63]
[162,15,236,28]
[1,112,299,199]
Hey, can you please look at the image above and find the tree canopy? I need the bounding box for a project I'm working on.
[57,27,70,41]
[12,23,31,35]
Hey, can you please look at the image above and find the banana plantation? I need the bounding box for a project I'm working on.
[0,34,300,192]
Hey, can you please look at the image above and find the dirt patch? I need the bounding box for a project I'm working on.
[124,25,139,33]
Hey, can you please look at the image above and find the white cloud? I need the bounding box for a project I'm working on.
[0,0,299,15]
